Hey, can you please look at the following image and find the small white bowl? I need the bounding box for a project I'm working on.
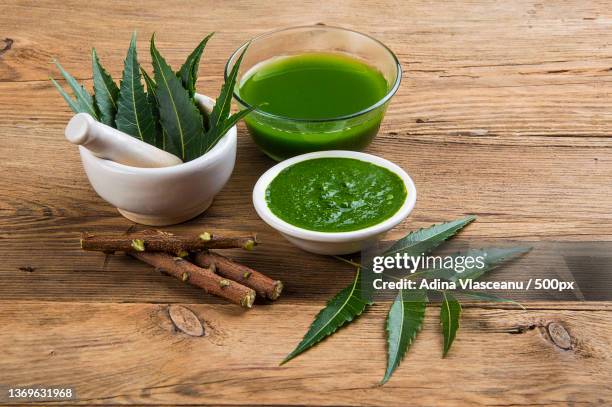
[79,94,236,226]
[252,151,417,255]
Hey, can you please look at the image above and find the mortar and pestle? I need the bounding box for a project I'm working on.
[65,113,183,168]
[66,94,237,226]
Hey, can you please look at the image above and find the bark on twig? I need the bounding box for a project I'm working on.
[193,251,283,300]
[81,230,257,254]
[129,251,256,308]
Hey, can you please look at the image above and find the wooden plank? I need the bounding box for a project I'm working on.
[2,98,612,238]
[1,0,612,141]
[2,229,612,304]
[0,0,611,404]
[1,1,612,83]
[0,301,610,406]
[1,93,611,303]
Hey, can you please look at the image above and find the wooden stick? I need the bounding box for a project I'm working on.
[192,251,283,300]
[81,231,257,254]
[129,252,256,308]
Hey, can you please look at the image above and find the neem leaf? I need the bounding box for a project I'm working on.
[203,44,249,153]
[115,33,157,144]
[419,246,531,282]
[440,291,461,357]
[141,68,170,152]
[451,246,531,282]
[281,268,371,365]
[141,68,157,99]
[178,33,214,97]
[51,60,99,118]
[150,34,204,161]
[91,48,119,126]
[213,105,255,144]
[384,215,476,257]
[50,78,83,114]
[382,289,427,384]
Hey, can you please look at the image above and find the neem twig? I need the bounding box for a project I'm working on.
[193,251,283,300]
[129,251,256,308]
[81,230,257,254]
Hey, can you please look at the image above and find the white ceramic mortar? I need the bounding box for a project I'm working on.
[79,94,236,226]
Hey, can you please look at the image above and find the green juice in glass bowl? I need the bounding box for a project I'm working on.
[226,26,402,161]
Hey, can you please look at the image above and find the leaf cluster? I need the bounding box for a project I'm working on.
[51,32,252,162]
[282,215,531,384]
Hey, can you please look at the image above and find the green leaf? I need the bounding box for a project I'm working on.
[383,215,476,257]
[281,268,371,365]
[210,105,256,147]
[440,291,461,357]
[141,68,170,152]
[452,246,531,282]
[51,60,98,118]
[419,246,531,282]
[383,289,427,384]
[141,68,157,98]
[203,44,249,153]
[115,33,157,144]
[178,33,214,97]
[458,291,525,309]
[150,34,205,161]
[223,107,256,136]
[202,106,211,132]
[336,216,476,278]
[91,48,119,126]
[50,78,83,114]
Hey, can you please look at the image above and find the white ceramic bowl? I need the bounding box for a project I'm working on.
[79,94,236,226]
[253,151,417,255]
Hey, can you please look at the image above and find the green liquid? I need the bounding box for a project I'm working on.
[240,53,388,119]
[266,158,407,233]
[239,53,389,160]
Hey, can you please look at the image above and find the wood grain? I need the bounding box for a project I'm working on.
[0,0,611,405]
[0,301,610,406]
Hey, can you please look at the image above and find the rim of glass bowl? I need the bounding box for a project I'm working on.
[224,25,402,124]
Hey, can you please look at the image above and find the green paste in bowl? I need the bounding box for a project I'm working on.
[265,157,407,233]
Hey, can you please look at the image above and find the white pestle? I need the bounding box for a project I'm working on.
[65,113,183,168]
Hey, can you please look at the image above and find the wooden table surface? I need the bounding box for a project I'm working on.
[1,1,611,405]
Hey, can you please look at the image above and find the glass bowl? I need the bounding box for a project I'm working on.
[225,25,402,161]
